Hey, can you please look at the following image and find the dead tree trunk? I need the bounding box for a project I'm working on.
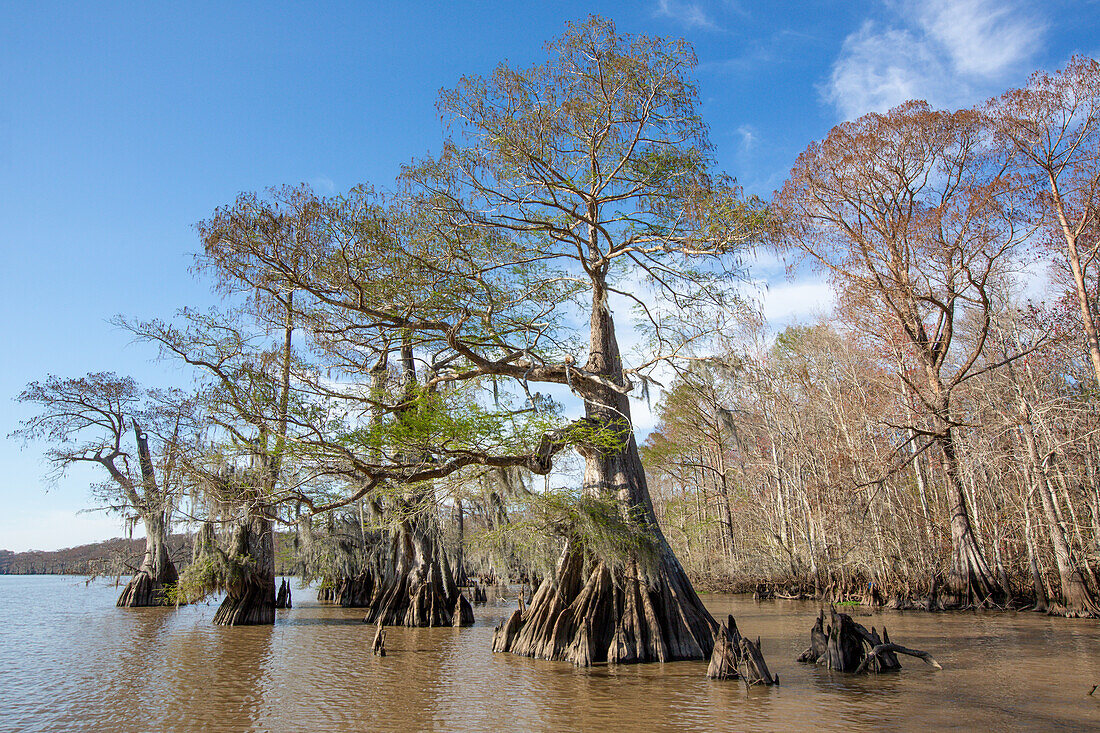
[707,615,778,684]
[275,579,292,609]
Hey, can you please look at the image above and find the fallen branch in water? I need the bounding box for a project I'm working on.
[854,643,942,674]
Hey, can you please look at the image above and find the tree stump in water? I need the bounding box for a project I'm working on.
[452,592,474,626]
[371,624,386,657]
[706,615,778,685]
[795,609,827,663]
[797,608,941,673]
[275,579,292,609]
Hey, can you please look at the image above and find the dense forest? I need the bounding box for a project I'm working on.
[12,17,1100,671]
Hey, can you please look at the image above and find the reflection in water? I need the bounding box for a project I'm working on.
[2,575,1099,731]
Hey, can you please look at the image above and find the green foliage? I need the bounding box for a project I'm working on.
[169,550,256,604]
[470,486,660,580]
[336,382,563,464]
[562,417,632,455]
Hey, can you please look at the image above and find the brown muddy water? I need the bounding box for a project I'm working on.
[1,575,1098,732]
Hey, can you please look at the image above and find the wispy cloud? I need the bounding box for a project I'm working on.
[824,0,1045,120]
[911,0,1043,77]
[735,124,758,152]
[310,175,336,194]
[654,0,721,31]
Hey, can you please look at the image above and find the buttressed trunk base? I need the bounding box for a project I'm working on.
[213,513,276,625]
[116,517,178,608]
[355,514,473,628]
[493,434,718,665]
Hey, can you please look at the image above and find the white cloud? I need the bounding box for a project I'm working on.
[826,22,946,119]
[735,124,758,152]
[758,279,834,324]
[912,0,1042,77]
[310,176,336,194]
[825,0,1045,120]
[655,0,721,30]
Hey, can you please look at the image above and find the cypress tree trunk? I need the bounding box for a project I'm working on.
[116,513,178,607]
[358,502,472,627]
[343,340,472,626]
[117,420,178,607]
[493,284,717,665]
[938,430,1002,607]
[213,509,276,625]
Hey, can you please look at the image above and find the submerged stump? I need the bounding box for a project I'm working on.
[797,608,941,674]
[371,623,386,657]
[706,615,778,685]
[275,579,292,609]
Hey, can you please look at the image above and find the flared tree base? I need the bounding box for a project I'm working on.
[362,562,474,627]
[213,581,275,625]
[492,546,717,666]
[116,568,177,607]
[943,533,1005,609]
[1051,571,1100,618]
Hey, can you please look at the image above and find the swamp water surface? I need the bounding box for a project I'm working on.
[1,575,1099,731]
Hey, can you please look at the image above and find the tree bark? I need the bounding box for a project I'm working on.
[936,429,1002,607]
[213,509,276,625]
[116,513,178,607]
[493,284,717,665]
[116,422,178,607]
[798,609,939,674]
[356,503,472,627]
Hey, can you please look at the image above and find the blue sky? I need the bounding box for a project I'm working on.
[2,0,1098,552]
